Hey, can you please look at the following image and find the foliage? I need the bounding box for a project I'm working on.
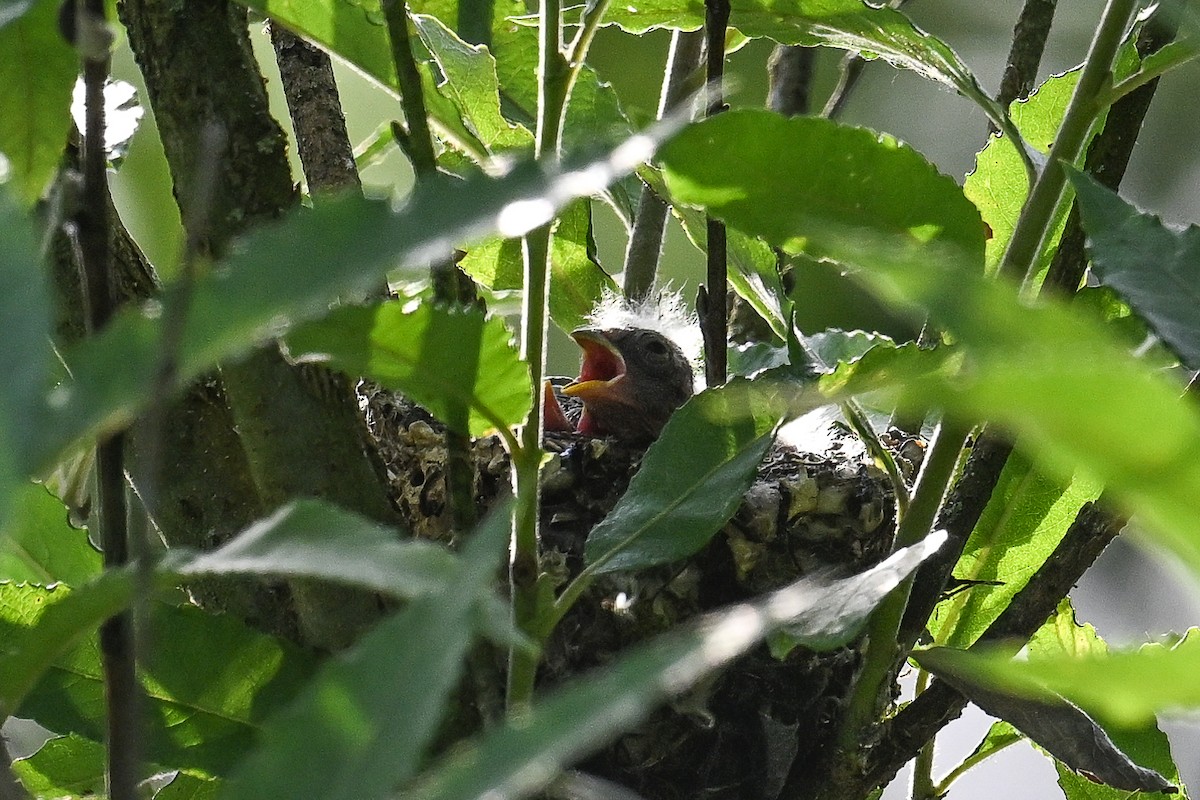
[1,0,1198,799]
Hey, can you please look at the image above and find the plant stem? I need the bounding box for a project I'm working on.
[933,734,1021,796]
[701,0,730,387]
[623,30,703,300]
[77,2,140,797]
[836,418,972,751]
[997,0,1139,283]
[384,0,439,177]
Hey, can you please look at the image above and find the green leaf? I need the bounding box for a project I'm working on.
[0,0,76,205]
[0,575,131,718]
[411,13,532,153]
[166,499,457,598]
[0,483,101,585]
[32,131,661,474]
[13,588,316,775]
[1030,604,1187,799]
[919,628,1200,729]
[10,733,106,799]
[927,453,1101,648]
[0,186,51,531]
[222,502,510,800]
[604,0,1007,132]
[583,380,787,574]
[966,68,1080,275]
[660,111,987,278]
[915,644,1175,794]
[661,108,1200,584]
[459,200,618,333]
[285,300,529,436]
[1069,168,1200,370]
[402,531,947,800]
[153,770,221,800]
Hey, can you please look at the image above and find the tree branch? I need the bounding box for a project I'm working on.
[992,0,1059,132]
[701,0,730,387]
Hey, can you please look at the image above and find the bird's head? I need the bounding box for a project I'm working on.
[562,326,695,443]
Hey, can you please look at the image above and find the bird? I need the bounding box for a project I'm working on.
[544,292,700,445]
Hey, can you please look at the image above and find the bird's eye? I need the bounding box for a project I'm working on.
[645,338,670,357]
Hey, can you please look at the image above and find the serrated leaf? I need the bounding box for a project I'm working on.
[412,14,532,153]
[0,0,76,205]
[1069,168,1200,370]
[401,531,946,800]
[222,502,510,800]
[11,584,316,775]
[30,128,666,475]
[660,111,987,277]
[583,381,787,574]
[0,576,131,718]
[0,186,51,532]
[1028,602,1187,800]
[286,300,530,436]
[927,453,1101,648]
[10,733,106,798]
[915,646,1175,794]
[0,483,100,585]
[604,0,1007,131]
[165,499,457,598]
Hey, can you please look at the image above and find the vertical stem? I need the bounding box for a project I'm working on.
[836,418,973,751]
[701,0,729,387]
[507,0,564,710]
[623,30,704,300]
[994,0,1059,123]
[76,2,139,798]
[997,0,1138,283]
[384,0,439,177]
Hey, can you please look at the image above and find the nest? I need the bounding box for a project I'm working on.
[361,383,915,800]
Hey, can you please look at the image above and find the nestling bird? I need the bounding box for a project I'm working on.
[545,292,699,445]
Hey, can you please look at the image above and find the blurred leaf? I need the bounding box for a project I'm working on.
[10,733,105,798]
[818,340,951,397]
[33,129,663,474]
[604,0,1008,131]
[0,575,131,718]
[286,300,530,436]
[0,483,100,585]
[1070,168,1200,370]
[661,108,1200,584]
[660,111,987,276]
[460,200,618,333]
[402,530,947,800]
[0,0,75,205]
[915,646,1175,793]
[223,503,510,800]
[0,187,51,531]
[583,381,786,574]
[14,590,316,775]
[1029,603,1187,800]
[0,0,36,30]
[412,13,532,153]
[927,453,1101,648]
[165,499,457,598]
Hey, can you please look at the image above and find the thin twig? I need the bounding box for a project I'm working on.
[767,45,816,117]
[701,0,730,387]
[382,0,480,537]
[75,1,139,797]
[623,30,703,300]
[822,52,866,119]
[991,0,1059,133]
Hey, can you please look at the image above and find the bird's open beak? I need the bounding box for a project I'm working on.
[563,329,627,401]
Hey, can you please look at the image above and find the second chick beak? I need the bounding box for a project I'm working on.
[562,329,628,401]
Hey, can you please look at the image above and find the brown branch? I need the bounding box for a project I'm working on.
[767,45,816,118]
[622,30,703,301]
[701,0,730,387]
[269,24,362,194]
[992,0,1059,133]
